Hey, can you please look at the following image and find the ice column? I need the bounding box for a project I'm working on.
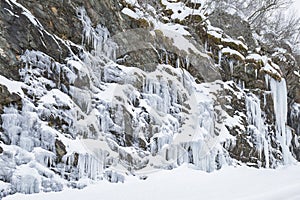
[77,8,117,60]
[290,103,300,135]
[246,93,269,167]
[268,76,294,164]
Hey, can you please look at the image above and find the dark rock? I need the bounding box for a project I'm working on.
[209,10,256,50]
[0,0,70,80]
[55,139,67,163]
[0,84,22,114]
[73,153,79,167]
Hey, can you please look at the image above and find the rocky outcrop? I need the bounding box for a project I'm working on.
[0,85,22,113]
[209,10,256,50]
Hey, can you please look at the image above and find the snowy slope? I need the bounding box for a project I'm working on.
[5,164,300,200]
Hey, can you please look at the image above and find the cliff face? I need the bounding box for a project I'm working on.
[0,0,299,197]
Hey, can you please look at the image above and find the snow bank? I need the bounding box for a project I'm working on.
[5,164,300,200]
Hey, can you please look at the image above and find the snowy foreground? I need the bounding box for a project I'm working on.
[4,164,300,200]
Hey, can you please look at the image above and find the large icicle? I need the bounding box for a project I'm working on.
[77,8,117,60]
[246,93,269,167]
[267,75,294,164]
[290,103,300,135]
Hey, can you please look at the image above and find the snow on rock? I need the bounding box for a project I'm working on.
[161,0,206,21]
[221,37,248,51]
[246,53,263,63]
[221,47,245,61]
[11,165,41,194]
[207,24,248,53]
[0,181,11,198]
[123,0,138,5]
[260,57,282,80]
[7,0,43,28]
[207,25,223,39]
[0,75,25,97]
[157,25,204,56]
[121,8,140,19]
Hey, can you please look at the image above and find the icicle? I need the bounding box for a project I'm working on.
[267,75,294,164]
[165,49,168,64]
[77,7,117,60]
[245,93,269,167]
[290,103,300,134]
[185,55,190,71]
[176,58,180,68]
[265,75,269,89]
[218,50,222,66]
[77,153,103,180]
[237,79,245,90]
[11,166,41,194]
[229,60,234,75]
[263,92,267,107]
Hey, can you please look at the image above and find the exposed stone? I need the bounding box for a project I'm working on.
[209,10,256,50]
[0,84,22,114]
[55,139,67,163]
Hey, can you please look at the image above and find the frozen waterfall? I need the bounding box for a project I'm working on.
[266,75,294,164]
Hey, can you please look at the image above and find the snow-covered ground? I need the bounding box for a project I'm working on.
[5,164,300,200]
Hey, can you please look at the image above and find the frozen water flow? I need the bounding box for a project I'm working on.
[266,75,294,164]
[246,93,270,167]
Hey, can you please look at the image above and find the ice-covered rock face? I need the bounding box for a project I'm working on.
[0,0,299,198]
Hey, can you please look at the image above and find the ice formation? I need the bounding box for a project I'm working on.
[0,6,228,195]
[266,75,294,164]
[77,7,117,60]
[246,93,270,167]
[290,103,300,135]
